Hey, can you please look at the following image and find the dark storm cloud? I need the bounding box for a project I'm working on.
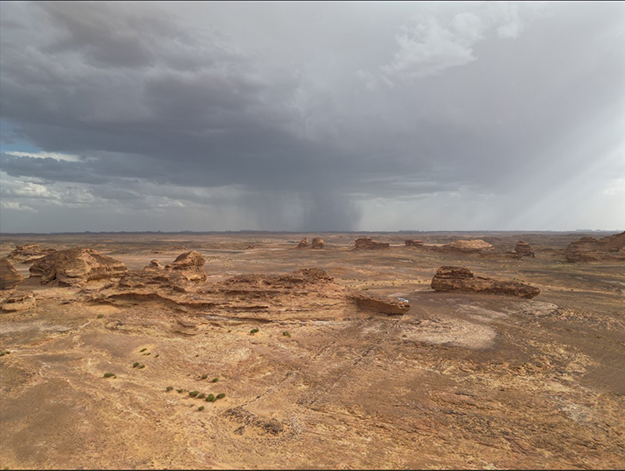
[1,1,624,232]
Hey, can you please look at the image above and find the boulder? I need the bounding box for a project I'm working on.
[29,248,127,286]
[311,238,325,249]
[405,240,424,247]
[433,240,493,253]
[431,266,540,299]
[0,259,23,290]
[297,238,310,249]
[514,241,535,258]
[164,250,207,283]
[7,244,56,264]
[2,291,36,312]
[354,238,390,250]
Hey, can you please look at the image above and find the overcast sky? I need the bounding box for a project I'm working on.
[1,1,624,233]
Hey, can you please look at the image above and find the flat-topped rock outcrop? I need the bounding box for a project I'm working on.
[29,248,127,286]
[7,244,56,264]
[564,232,625,262]
[0,259,23,290]
[431,266,540,299]
[514,241,535,258]
[433,239,493,253]
[354,238,390,250]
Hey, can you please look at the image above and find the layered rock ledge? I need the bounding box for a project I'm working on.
[431,266,540,299]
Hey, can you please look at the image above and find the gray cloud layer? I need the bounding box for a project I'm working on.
[1,1,624,232]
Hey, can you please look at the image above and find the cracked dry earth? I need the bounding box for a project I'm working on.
[1,232,624,469]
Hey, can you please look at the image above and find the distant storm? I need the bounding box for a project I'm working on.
[1,1,624,232]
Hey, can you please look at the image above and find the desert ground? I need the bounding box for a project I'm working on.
[1,231,624,469]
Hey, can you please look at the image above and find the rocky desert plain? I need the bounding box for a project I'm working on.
[0,230,624,470]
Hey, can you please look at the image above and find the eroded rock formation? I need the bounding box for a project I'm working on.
[92,268,410,319]
[514,241,535,258]
[405,240,424,247]
[312,238,325,249]
[354,238,390,250]
[564,232,625,262]
[29,248,127,286]
[351,292,410,315]
[431,266,540,299]
[297,238,310,249]
[7,244,56,264]
[0,259,23,290]
[164,250,207,282]
[1,291,36,312]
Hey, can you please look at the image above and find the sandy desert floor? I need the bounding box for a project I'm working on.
[1,231,624,469]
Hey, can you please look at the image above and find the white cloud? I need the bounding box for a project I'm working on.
[0,201,36,212]
[381,16,481,81]
[4,151,82,162]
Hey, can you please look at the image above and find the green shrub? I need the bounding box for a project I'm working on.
[140,348,147,352]
[138,364,145,369]
[97,314,104,319]
[205,394,216,402]
[198,406,205,411]
[198,393,206,399]
[166,386,174,392]
[103,372,116,378]
[216,393,226,400]
[177,388,184,393]
[200,374,208,380]
[155,354,159,358]
[282,331,291,337]
[250,328,259,334]
[133,362,140,368]
[145,352,151,356]
[211,377,219,383]
[189,390,199,397]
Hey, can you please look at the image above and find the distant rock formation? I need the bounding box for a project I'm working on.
[433,240,493,254]
[1,291,36,312]
[29,248,127,286]
[297,238,310,249]
[164,251,207,283]
[8,244,56,264]
[431,266,540,299]
[564,232,625,263]
[354,238,390,250]
[311,238,325,249]
[602,231,625,250]
[405,240,424,247]
[0,259,23,290]
[514,241,535,258]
